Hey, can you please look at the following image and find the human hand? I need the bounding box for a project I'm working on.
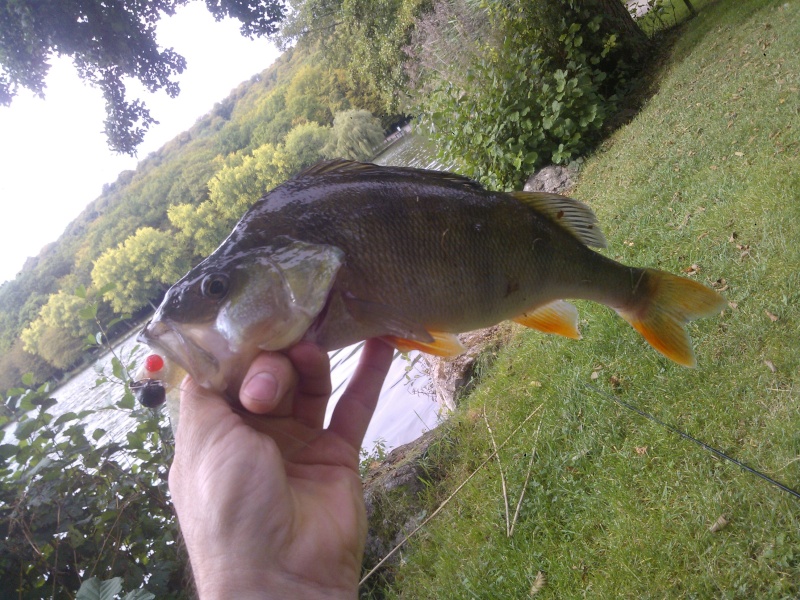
[168,339,394,599]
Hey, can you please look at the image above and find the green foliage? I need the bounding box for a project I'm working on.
[20,291,99,369]
[277,121,332,175]
[76,576,155,600]
[360,437,388,477]
[279,0,433,114]
[0,330,182,597]
[92,228,192,313]
[174,120,332,256]
[322,109,385,161]
[408,0,627,189]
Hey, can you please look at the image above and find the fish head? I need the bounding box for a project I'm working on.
[138,239,344,391]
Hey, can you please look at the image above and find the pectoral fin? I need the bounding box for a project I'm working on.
[384,331,467,357]
[270,239,344,317]
[513,300,581,340]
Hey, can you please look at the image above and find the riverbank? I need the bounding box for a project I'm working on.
[362,1,800,596]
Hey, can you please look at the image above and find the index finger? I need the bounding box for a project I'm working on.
[327,338,394,451]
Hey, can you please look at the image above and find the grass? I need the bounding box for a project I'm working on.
[369,1,800,597]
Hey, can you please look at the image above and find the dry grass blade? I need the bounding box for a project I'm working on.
[359,402,544,586]
[510,420,542,537]
[483,406,511,536]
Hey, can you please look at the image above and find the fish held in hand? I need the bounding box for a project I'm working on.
[139,160,725,392]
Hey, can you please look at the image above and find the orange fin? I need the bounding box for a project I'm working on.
[383,331,467,357]
[617,269,725,367]
[513,300,581,340]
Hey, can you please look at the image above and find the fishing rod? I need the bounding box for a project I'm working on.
[583,382,800,501]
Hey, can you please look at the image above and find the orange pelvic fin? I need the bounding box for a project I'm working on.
[513,300,581,340]
[383,331,467,357]
[617,269,725,367]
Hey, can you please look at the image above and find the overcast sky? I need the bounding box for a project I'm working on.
[0,2,281,285]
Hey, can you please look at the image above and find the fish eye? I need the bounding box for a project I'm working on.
[201,273,230,300]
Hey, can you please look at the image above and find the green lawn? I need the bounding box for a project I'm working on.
[376,1,800,597]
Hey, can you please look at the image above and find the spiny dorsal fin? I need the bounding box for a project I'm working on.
[297,159,378,177]
[511,191,607,248]
[298,159,485,192]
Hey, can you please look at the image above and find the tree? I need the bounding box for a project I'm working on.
[322,109,384,161]
[274,121,331,177]
[0,0,287,154]
[169,200,234,258]
[20,291,95,368]
[278,0,432,114]
[91,227,191,313]
[0,338,52,391]
[576,0,653,69]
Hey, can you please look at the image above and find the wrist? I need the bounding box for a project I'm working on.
[192,565,357,600]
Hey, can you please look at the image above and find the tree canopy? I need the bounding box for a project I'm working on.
[0,0,287,154]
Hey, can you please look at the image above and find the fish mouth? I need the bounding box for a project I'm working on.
[137,319,223,390]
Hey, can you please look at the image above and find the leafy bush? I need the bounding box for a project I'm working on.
[407,0,637,189]
[0,310,184,598]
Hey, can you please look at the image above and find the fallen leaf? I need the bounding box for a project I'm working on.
[734,151,744,156]
[729,231,738,242]
[728,301,739,310]
[684,264,700,275]
[590,371,599,381]
[765,310,779,322]
[712,278,729,292]
[634,446,648,456]
[765,360,777,373]
[609,375,622,389]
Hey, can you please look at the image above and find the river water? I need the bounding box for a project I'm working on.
[46,132,450,456]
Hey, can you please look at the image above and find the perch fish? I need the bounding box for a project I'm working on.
[139,160,725,393]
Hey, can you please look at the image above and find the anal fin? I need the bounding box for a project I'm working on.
[513,300,581,340]
[383,331,467,357]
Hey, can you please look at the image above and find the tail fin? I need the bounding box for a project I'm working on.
[616,269,725,367]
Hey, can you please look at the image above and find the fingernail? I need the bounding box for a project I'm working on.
[242,372,278,406]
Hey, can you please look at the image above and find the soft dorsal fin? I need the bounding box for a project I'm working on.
[511,192,607,248]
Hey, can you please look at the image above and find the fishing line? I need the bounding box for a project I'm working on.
[582,382,800,501]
